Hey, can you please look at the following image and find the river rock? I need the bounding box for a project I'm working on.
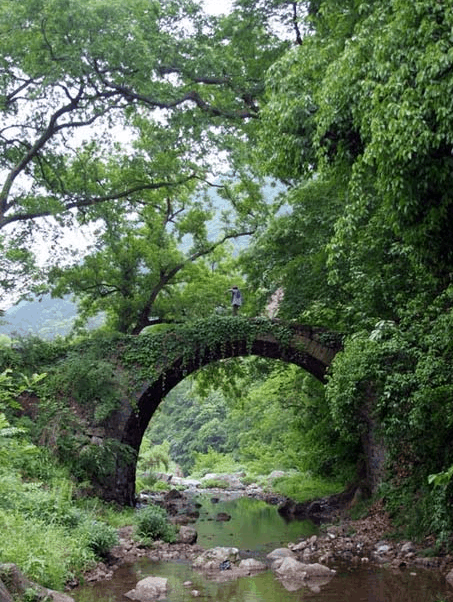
[272,557,336,592]
[267,547,296,560]
[238,559,267,573]
[200,473,245,489]
[164,488,183,501]
[400,542,416,554]
[192,547,240,570]
[215,512,231,521]
[268,470,286,482]
[177,525,198,544]
[0,579,13,602]
[0,564,75,602]
[124,576,168,601]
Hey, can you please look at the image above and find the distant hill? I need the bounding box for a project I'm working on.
[0,296,80,340]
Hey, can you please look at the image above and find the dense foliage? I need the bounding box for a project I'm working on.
[248,0,453,542]
[1,1,453,590]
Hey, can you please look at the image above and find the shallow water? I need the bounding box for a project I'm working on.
[72,495,453,602]
[193,495,317,552]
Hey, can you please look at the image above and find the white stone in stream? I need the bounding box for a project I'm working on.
[124,577,168,601]
[192,547,240,568]
[238,558,267,572]
[266,547,296,560]
[274,557,308,578]
[274,558,336,593]
[274,557,335,579]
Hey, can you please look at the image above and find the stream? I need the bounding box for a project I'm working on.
[72,495,453,602]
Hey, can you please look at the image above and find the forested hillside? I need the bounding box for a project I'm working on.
[1,1,453,585]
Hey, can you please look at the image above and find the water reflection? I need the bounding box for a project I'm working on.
[73,560,453,602]
[192,495,317,553]
[71,496,453,602]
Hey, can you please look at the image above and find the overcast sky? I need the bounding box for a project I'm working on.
[204,0,233,15]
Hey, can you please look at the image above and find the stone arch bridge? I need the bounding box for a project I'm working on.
[46,317,343,505]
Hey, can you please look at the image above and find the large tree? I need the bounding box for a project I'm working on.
[48,157,258,334]
[0,0,292,307]
[259,0,453,286]
[247,0,453,539]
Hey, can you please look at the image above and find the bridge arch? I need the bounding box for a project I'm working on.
[92,317,343,505]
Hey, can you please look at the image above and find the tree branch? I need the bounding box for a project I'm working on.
[292,2,303,46]
[131,228,255,334]
[1,174,198,228]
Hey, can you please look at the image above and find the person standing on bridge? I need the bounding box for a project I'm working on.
[227,285,243,315]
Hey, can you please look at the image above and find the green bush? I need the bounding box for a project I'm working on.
[191,448,241,477]
[134,504,177,544]
[78,519,119,557]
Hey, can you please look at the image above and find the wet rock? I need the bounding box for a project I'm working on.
[272,557,335,593]
[177,525,198,545]
[219,560,232,570]
[191,548,267,582]
[124,576,168,601]
[267,548,296,561]
[0,564,74,602]
[400,542,416,554]
[238,559,267,573]
[215,512,231,522]
[192,547,240,570]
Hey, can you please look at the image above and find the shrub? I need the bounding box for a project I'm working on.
[78,520,119,557]
[191,448,241,477]
[134,505,176,544]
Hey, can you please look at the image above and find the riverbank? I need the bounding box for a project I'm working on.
[3,484,453,602]
[81,486,453,589]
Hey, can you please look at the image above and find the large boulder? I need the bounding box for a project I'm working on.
[0,579,13,602]
[271,557,336,593]
[124,577,168,601]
